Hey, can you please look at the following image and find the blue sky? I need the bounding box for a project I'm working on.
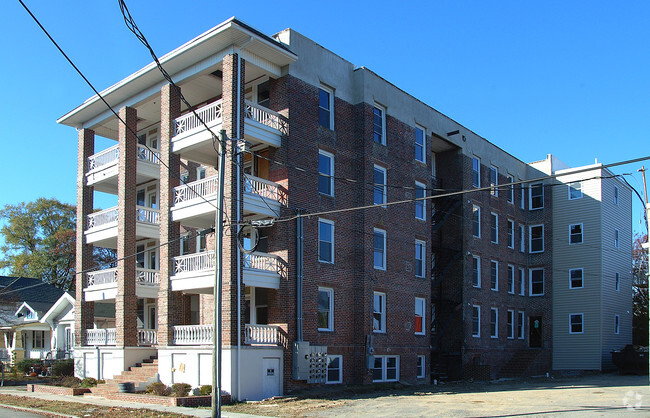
[2,0,649,234]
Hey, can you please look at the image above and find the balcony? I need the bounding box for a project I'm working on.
[84,328,157,346]
[86,144,160,194]
[85,206,160,248]
[244,324,285,346]
[172,324,213,346]
[171,100,287,165]
[83,267,160,302]
[171,324,282,346]
[171,174,285,228]
[170,250,284,293]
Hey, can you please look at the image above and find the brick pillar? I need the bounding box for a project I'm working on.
[221,53,245,346]
[158,84,182,346]
[75,129,95,346]
[116,106,138,347]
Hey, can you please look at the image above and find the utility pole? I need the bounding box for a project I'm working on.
[639,166,649,383]
[212,129,227,418]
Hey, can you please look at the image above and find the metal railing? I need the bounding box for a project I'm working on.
[244,324,283,345]
[174,100,223,135]
[244,175,287,206]
[137,329,158,346]
[86,328,116,346]
[87,207,119,229]
[173,175,218,205]
[172,324,213,345]
[245,101,288,135]
[173,251,215,275]
[86,268,118,287]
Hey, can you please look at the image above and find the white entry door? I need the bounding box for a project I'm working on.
[262,358,280,399]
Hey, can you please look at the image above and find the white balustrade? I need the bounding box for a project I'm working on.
[86,268,118,287]
[86,328,116,346]
[136,144,160,165]
[244,175,287,205]
[137,329,158,346]
[136,206,160,225]
[174,100,223,135]
[244,324,282,345]
[87,207,118,229]
[244,101,288,135]
[172,324,213,345]
[173,251,215,275]
[173,175,219,205]
[136,268,159,285]
[243,252,281,274]
[88,145,119,171]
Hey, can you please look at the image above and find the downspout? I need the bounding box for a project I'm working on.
[296,210,304,341]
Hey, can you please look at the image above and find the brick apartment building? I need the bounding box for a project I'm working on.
[58,18,632,400]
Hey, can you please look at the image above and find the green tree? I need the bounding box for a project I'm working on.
[632,233,648,345]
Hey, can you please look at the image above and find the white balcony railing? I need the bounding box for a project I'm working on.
[86,328,116,346]
[87,207,119,229]
[137,329,158,346]
[244,324,283,346]
[136,206,160,225]
[86,268,118,287]
[174,100,223,136]
[244,175,287,205]
[87,144,160,172]
[172,324,213,345]
[136,145,160,165]
[245,101,288,135]
[243,252,283,275]
[136,268,159,285]
[174,251,215,275]
[174,175,218,205]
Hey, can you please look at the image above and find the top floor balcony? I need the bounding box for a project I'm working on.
[171,99,287,166]
[86,144,160,194]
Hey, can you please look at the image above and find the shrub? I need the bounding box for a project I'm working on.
[145,382,170,396]
[80,377,98,388]
[52,359,74,377]
[171,383,192,397]
[198,385,212,396]
[15,359,37,374]
[57,376,81,388]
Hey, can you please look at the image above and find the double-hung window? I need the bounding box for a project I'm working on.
[507,310,515,339]
[569,223,583,244]
[530,269,544,296]
[318,287,334,331]
[472,205,481,238]
[415,182,426,220]
[519,224,525,252]
[32,331,44,349]
[507,220,514,248]
[373,292,386,333]
[529,183,544,209]
[318,150,334,196]
[507,265,515,294]
[326,355,342,384]
[373,165,387,205]
[506,175,514,203]
[472,305,481,337]
[569,313,583,334]
[373,104,386,145]
[472,256,481,288]
[472,157,481,187]
[490,308,498,338]
[415,240,425,278]
[519,184,526,209]
[373,228,386,270]
[372,355,399,382]
[490,212,498,244]
[517,311,525,339]
[318,86,333,129]
[490,166,498,196]
[318,219,334,263]
[414,297,425,335]
[529,225,544,253]
[416,355,426,378]
[415,125,426,163]
[490,260,498,291]
[519,268,526,295]
[569,268,583,289]
[568,181,582,200]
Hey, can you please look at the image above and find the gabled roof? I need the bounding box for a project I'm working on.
[40,293,75,324]
[0,276,65,305]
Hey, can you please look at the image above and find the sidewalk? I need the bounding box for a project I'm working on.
[0,386,259,418]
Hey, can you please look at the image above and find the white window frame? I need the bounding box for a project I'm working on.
[472,156,481,188]
[472,305,481,338]
[33,330,45,349]
[568,181,583,200]
[373,291,386,333]
[519,268,525,296]
[415,124,426,163]
[569,223,583,245]
[569,313,584,334]
[530,268,545,296]
[529,183,544,210]
[615,315,620,334]
[490,212,498,244]
[317,287,334,331]
[507,310,515,339]
[318,149,334,197]
[414,297,426,335]
[507,265,515,294]
[519,224,525,252]
[569,268,584,289]
[614,229,620,248]
[518,311,525,339]
[372,355,399,382]
[614,186,619,205]
[490,308,499,339]
[318,85,334,130]
[490,165,498,196]
[326,354,342,384]
[415,181,426,220]
[472,205,481,238]
[519,183,526,209]
[529,224,544,253]
[507,219,514,249]
[373,228,386,270]
[416,355,426,379]
[373,165,387,206]
[490,260,498,291]
[318,218,335,264]
[472,256,481,288]
[506,175,514,204]
[373,104,386,145]
[615,272,620,291]
[415,240,426,278]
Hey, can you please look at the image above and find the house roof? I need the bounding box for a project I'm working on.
[0,276,66,305]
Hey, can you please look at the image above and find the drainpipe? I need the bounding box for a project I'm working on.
[296,210,304,341]
[96,346,100,380]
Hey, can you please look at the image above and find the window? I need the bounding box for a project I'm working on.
[518,311,525,339]
[417,355,426,378]
[472,305,481,337]
[318,87,333,129]
[530,269,544,296]
[326,355,342,384]
[472,157,481,187]
[373,104,386,145]
[318,150,334,196]
[569,224,583,244]
[414,297,425,335]
[507,175,514,203]
[615,273,620,291]
[373,229,386,270]
[490,260,498,291]
[318,287,334,331]
[415,182,426,220]
[519,268,525,295]
[415,240,425,278]
[472,256,481,288]
[415,125,425,163]
[507,265,515,294]
[519,185,526,209]
[372,355,399,382]
[490,166,498,196]
[615,315,620,334]
[529,225,544,253]
[614,186,619,205]
[490,212,498,244]
[529,183,544,209]
[569,268,584,289]
[318,219,334,263]
[472,205,481,238]
[569,313,583,334]
[568,181,583,200]
[373,165,387,205]
[507,310,515,339]
[490,308,498,338]
[519,224,525,252]
[431,152,437,177]
[197,166,207,180]
[507,220,514,248]
[373,292,386,333]
[32,331,45,349]
[614,229,619,248]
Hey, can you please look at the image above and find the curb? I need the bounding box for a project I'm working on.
[0,402,77,417]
